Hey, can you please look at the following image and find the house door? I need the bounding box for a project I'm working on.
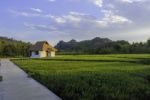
[46,51,49,57]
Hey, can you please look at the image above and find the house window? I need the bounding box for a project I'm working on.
[35,51,39,55]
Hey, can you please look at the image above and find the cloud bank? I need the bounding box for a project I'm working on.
[3,0,150,43]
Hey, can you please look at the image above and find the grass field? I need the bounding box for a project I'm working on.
[12,54,150,100]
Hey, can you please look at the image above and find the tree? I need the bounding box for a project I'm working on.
[2,44,16,56]
[0,36,31,57]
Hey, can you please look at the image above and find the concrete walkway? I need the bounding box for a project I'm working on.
[0,59,61,100]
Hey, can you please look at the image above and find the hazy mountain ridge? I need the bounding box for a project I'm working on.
[55,37,150,54]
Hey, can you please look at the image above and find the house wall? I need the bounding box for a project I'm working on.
[31,51,40,58]
[31,51,56,58]
[49,51,55,57]
[39,51,47,58]
[31,51,47,58]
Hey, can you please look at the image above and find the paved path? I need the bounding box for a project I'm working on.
[0,59,61,100]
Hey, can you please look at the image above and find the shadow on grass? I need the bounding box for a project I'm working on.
[12,57,150,65]
[136,58,150,65]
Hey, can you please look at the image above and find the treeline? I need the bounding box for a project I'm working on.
[0,37,31,57]
[1,36,150,57]
[55,37,150,54]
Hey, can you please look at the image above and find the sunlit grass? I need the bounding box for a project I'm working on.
[12,54,150,100]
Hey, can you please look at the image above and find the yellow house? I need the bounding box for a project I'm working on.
[29,41,57,58]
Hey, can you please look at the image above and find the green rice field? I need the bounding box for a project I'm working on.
[12,54,150,100]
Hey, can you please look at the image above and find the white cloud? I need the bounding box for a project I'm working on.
[102,10,132,24]
[55,17,66,23]
[24,23,57,31]
[24,11,132,34]
[9,10,40,17]
[105,4,115,9]
[9,8,132,29]
[89,0,103,7]
[48,16,66,24]
[30,8,42,13]
[48,12,87,24]
[48,0,56,2]
[63,12,85,22]
[57,11,131,26]
[6,0,150,43]
[119,0,145,3]
[94,0,103,7]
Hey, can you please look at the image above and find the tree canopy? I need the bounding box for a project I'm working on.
[0,37,31,57]
[55,37,150,54]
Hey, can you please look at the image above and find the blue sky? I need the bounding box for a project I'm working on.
[0,0,150,44]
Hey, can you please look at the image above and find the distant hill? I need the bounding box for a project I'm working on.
[55,37,150,54]
[0,36,31,57]
[0,36,150,56]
